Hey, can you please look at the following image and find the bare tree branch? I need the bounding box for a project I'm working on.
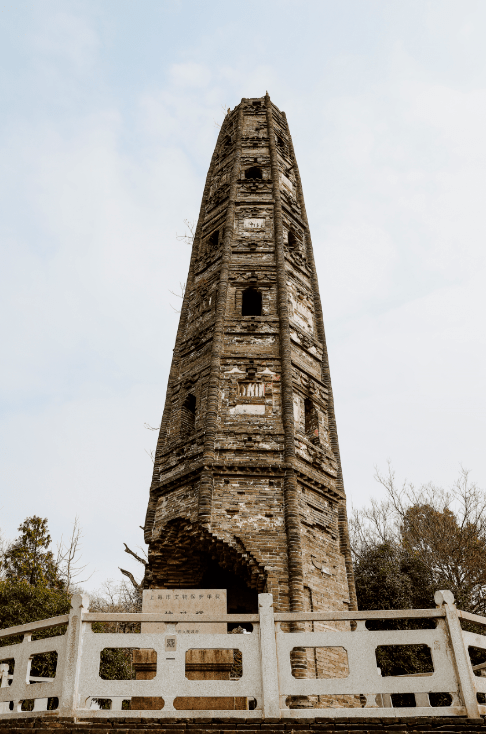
[214,104,230,129]
[170,220,194,311]
[55,516,93,591]
[145,448,155,464]
[119,567,142,591]
[169,281,186,314]
[169,282,186,299]
[90,579,142,623]
[175,219,196,246]
[123,543,147,566]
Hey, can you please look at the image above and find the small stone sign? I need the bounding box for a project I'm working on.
[165,636,177,651]
[141,589,226,634]
[243,218,265,229]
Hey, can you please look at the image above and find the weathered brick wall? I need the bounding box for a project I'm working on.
[143,96,357,646]
[154,484,199,527]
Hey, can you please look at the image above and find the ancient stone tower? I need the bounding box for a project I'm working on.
[143,94,357,618]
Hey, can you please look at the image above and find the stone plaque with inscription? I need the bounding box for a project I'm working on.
[243,218,265,229]
[141,589,226,634]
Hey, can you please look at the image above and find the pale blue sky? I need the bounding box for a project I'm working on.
[1,0,486,588]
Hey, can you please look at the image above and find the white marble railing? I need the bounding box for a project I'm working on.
[0,590,485,720]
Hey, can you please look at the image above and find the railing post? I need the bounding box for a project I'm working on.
[258,593,280,719]
[435,589,481,719]
[0,663,8,689]
[58,593,89,716]
[0,663,10,714]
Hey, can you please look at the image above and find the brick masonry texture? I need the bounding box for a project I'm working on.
[143,95,357,624]
[2,717,486,733]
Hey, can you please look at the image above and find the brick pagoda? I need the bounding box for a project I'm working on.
[143,94,357,622]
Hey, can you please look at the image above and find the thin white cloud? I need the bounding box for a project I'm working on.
[169,62,211,88]
[31,11,100,71]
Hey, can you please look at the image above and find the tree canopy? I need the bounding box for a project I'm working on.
[0,518,72,685]
[354,540,434,613]
[351,465,486,684]
[351,465,486,615]
[0,579,71,638]
[1,516,61,588]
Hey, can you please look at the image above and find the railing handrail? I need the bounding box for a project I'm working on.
[458,609,486,627]
[0,614,70,639]
[83,612,260,623]
[0,608,447,634]
[274,608,445,622]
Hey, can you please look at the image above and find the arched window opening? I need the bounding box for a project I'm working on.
[181,393,196,436]
[252,101,261,108]
[223,135,232,148]
[245,166,262,180]
[242,288,262,317]
[304,398,319,442]
[288,230,297,249]
[276,135,285,149]
[209,230,219,248]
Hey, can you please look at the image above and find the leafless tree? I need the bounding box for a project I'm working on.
[55,516,93,591]
[349,494,399,561]
[89,579,141,630]
[351,463,486,614]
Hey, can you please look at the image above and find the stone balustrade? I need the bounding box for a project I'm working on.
[0,591,485,721]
